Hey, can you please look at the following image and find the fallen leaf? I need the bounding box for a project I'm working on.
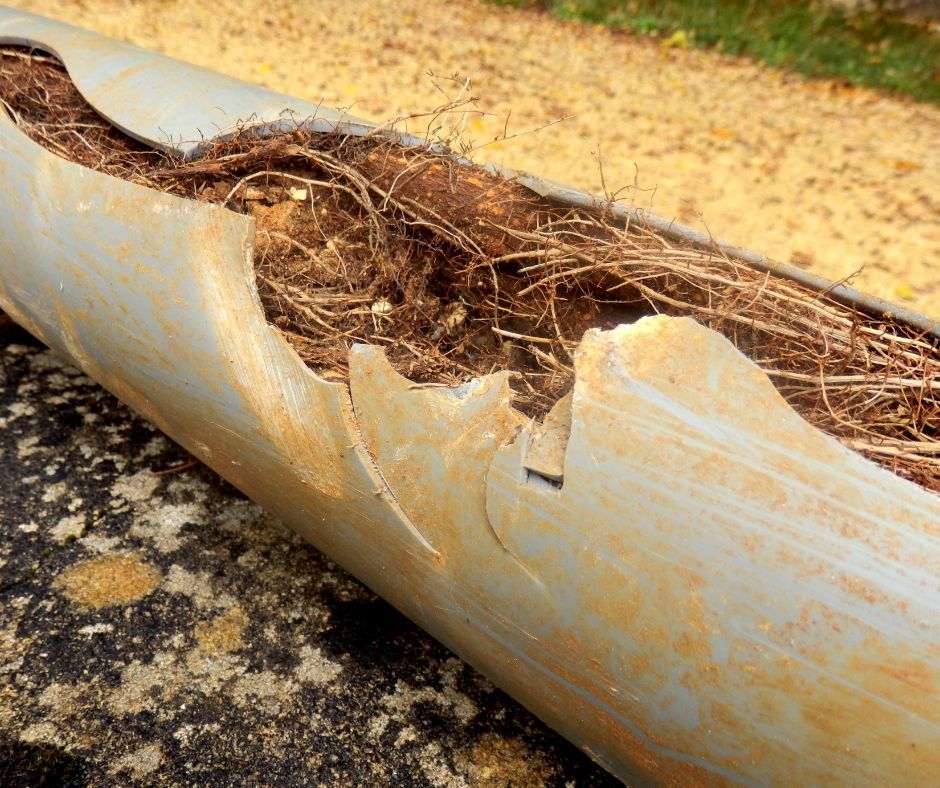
[661,30,690,50]
[888,159,923,172]
[894,284,916,301]
[790,251,816,269]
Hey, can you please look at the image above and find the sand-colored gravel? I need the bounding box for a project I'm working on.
[8,0,940,318]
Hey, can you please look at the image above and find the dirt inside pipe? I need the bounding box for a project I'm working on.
[1,46,938,494]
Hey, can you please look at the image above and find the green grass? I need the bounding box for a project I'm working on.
[492,0,940,105]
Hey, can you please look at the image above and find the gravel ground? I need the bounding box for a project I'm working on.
[2,2,939,785]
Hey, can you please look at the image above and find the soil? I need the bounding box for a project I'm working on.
[4,0,939,321]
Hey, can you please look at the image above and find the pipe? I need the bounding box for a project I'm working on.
[2,8,940,784]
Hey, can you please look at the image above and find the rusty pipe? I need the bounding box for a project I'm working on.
[2,8,940,785]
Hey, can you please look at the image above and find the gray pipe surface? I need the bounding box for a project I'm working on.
[2,8,940,785]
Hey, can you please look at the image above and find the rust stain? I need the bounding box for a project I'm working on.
[836,573,887,606]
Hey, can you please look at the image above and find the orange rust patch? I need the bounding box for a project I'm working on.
[194,607,248,655]
[57,554,160,609]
